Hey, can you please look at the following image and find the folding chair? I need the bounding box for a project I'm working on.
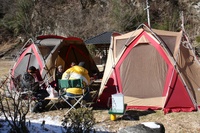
[58,79,88,114]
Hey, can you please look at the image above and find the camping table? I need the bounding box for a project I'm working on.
[45,96,62,110]
[93,79,102,84]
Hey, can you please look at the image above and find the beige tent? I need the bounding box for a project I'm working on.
[97,24,200,114]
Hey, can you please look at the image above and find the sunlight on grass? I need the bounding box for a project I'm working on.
[0,60,14,78]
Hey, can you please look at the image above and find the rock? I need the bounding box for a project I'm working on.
[118,122,165,133]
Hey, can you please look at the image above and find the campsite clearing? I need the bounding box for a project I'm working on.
[0,59,200,132]
[0,59,14,79]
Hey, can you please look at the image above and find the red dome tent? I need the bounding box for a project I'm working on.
[97,24,200,114]
[10,35,99,89]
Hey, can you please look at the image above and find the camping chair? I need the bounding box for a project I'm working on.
[58,79,88,114]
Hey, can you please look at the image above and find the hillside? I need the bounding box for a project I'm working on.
[0,0,200,58]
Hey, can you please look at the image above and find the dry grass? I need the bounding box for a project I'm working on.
[0,59,15,79]
[93,109,200,133]
[1,59,200,133]
[26,107,200,133]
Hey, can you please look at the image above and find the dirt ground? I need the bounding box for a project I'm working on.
[1,59,200,133]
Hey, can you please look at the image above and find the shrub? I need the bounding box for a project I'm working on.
[62,108,95,133]
[196,36,200,43]
[0,77,30,133]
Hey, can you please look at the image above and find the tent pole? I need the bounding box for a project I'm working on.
[181,11,200,65]
[13,38,34,62]
[36,43,53,82]
[27,54,32,71]
[174,48,198,110]
[180,12,199,109]
[163,67,175,109]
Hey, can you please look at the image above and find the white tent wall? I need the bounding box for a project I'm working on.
[12,43,45,79]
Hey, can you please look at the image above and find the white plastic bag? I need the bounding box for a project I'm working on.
[46,85,58,97]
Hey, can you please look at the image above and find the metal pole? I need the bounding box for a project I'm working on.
[145,0,151,27]
[181,11,184,31]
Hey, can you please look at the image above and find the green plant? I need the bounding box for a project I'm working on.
[196,36,200,43]
[62,108,95,133]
